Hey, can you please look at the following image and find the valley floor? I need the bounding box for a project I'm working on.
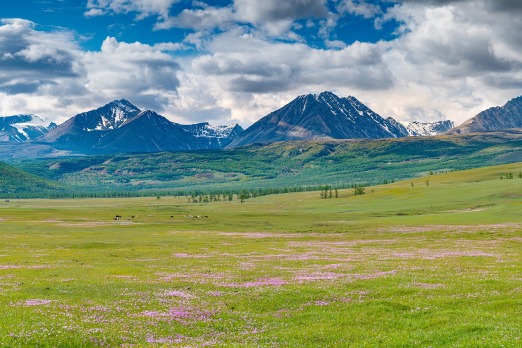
[0,163,521,347]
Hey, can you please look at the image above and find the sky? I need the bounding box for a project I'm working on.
[0,0,521,127]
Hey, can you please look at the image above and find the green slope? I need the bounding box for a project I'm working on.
[9,130,522,196]
[162,161,522,232]
[0,161,61,196]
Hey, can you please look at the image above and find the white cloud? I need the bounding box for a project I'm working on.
[84,8,106,17]
[83,37,181,111]
[374,1,522,122]
[233,0,330,36]
[0,18,83,96]
[154,0,331,38]
[338,0,383,19]
[2,0,522,129]
[154,6,236,31]
[85,0,180,20]
[167,0,522,126]
[178,29,393,124]
[0,20,182,122]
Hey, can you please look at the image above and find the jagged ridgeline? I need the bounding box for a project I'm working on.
[450,96,522,134]
[2,93,522,198]
[2,92,522,160]
[36,99,243,154]
[228,92,454,147]
[0,93,456,159]
[0,114,56,142]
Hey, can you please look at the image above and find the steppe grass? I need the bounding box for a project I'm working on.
[0,163,521,347]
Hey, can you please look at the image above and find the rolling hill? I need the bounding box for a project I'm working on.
[0,161,62,196]
[9,129,522,197]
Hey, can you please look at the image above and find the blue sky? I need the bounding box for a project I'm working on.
[2,0,399,51]
[1,0,521,126]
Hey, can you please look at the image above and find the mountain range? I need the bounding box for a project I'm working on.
[390,119,455,137]
[0,92,520,158]
[0,115,56,142]
[37,99,243,154]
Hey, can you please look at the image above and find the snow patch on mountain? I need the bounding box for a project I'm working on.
[181,122,244,149]
[0,114,57,142]
[184,123,241,138]
[400,120,455,136]
[83,99,141,132]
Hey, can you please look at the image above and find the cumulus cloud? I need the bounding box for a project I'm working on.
[0,19,81,88]
[338,0,383,19]
[370,0,522,122]
[173,0,522,125]
[83,37,181,111]
[154,0,331,38]
[154,5,236,31]
[234,0,330,35]
[2,0,522,128]
[0,19,182,121]
[84,0,180,20]
[401,0,522,11]
[179,29,394,123]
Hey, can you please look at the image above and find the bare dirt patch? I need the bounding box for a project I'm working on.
[445,208,488,213]
[379,224,521,233]
[58,221,133,227]
[218,232,312,238]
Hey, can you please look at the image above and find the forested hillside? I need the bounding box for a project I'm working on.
[6,130,522,198]
[0,161,62,196]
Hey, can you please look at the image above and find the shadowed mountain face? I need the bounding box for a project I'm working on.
[0,115,56,142]
[2,94,516,158]
[37,100,242,154]
[93,110,207,153]
[451,96,522,134]
[228,91,409,147]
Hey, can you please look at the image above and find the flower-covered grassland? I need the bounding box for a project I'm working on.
[0,163,521,347]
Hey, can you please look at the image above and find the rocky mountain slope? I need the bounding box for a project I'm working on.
[451,96,522,134]
[93,110,207,153]
[229,92,413,147]
[3,93,517,158]
[40,99,141,148]
[38,100,241,154]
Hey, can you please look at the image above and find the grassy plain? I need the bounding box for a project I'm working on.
[0,163,521,347]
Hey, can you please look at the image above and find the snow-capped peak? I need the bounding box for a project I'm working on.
[0,114,56,142]
[181,122,243,139]
[400,120,455,136]
[80,99,142,132]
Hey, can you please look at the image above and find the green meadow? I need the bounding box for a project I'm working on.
[0,163,521,347]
